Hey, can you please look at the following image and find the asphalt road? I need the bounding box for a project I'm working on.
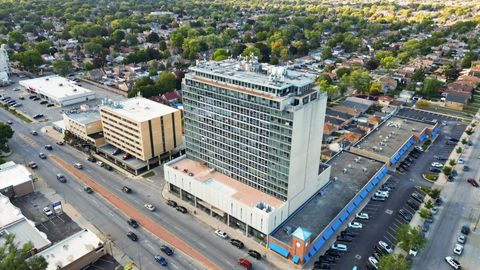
[0,109,275,270]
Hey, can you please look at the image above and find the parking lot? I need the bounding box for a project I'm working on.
[0,74,125,123]
[12,192,82,243]
[396,107,465,123]
[310,110,467,270]
[85,254,121,270]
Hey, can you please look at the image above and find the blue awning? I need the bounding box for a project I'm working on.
[347,203,356,214]
[332,219,342,231]
[360,189,369,199]
[340,211,350,221]
[269,242,289,257]
[323,228,334,240]
[293,255,300,264]
[314,238,325,250]
[353,196,362,206]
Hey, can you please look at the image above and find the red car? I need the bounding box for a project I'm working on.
[237,258,252,270]
[467,178,479,187]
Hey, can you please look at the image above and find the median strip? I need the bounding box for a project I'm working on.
[50,155,220,270]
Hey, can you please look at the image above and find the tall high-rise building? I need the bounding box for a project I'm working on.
[164,58,330,236]
[0,44,11,83]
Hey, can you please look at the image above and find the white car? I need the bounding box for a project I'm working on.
[374,191,389,198]
[43,207,53,216]
[414,146,424,152]
[96,161,104,167]
[214,229,228,239]
[445,256,461,269]
[355,212,369,220]
[409,248,418,256]
[348,221,363,229]
[431,207,439,215]
[144,203,156,211]
[453,244,463,255]
[378,240,393,253]
[431,162,443,168]
[331,243,348,252]
[457,158,465,164]
[457,235,466,244]
[368,256,379,269]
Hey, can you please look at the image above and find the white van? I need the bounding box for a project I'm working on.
[331,243,348,252]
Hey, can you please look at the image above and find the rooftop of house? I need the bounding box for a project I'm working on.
[64,110,101,125]
[271,151,384,244]
[352,116,434,158]
[100,97,178,122]
[0,161,32,190]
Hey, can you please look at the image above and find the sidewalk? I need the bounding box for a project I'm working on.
[34,170,139,270]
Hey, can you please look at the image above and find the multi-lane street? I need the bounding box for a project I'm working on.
[0,108,275,270]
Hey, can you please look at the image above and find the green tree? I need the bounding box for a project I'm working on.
[35,40,53,55]
[465,128,474,135]
[378,254,410,270]
[182,38,200,60]
[0,234,47,270]
[84,62,94,71]
[241,47,261,59]
[369,83,382,95]
[84,42,103,56]
[421,78,443,98]
[8,30,25,44]
[170,32,184,49]
[461,138,467,145]
[213,48,228,61]
[146,32,160,43]
[429,188,441,199]
[322,46,333,59]
[317,80,337,99]
[14,50,43,71]
[425,200,433,209]
[53,60,73,77]
[396,224,427,252]
[336,67,351,79]
[0,122,14,152]
[156,71,177,93]
[231,43,246,57]
[456,147,462,153]
[443,166,452,176]
[380,56,398,69]
[111,30,125,44]
[419,208,429,218]
[347,69,371,93]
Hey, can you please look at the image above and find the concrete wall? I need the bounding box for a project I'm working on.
[63,246,106,270]
[12,180,34,197]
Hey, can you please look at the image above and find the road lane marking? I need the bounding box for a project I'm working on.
[170,262,179,269]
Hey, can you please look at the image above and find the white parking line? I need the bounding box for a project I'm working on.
[394,218,405,226]
[386,231,397,240]
[383,236,394,246]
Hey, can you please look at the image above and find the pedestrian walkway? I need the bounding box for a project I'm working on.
[50,155,221,270]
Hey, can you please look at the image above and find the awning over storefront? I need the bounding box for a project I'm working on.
[269,242,289,257]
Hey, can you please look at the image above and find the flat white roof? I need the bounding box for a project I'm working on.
[0,195,51,249]
[19,75,94,101]
[0,161,32,189]
[34,229,103,270]
[101,97,178,122]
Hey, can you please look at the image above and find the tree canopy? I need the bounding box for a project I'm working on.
[0,234,48,270]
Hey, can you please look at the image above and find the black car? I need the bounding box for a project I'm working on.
[340,230,357,238]
[461,225,470,235]
[313,261,330,269]
[396,167,406,173]
[318,255,336,263]
[33,113,43,119]
[166,200,177,207]
[325,249,342,258]
[127,231,138,241]
[84,186,93,193]
[44,145,53,150]
[336,235,353,242]
[399,208,413,221]
[371,196,386,202]
[176,206,187,213]
[435,197,443,206]
[40,100,48,105]
[230,239,244,249]
[29,95,36,99]
[407,199,420,211]
[248,250,261,260]
[87,156,96,162]
[430,167,441,173]
[128,218,139,228]
[122,186,132,193]
[160,245,174,256]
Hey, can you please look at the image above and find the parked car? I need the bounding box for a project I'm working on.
[127,218,138,228]
[461,225,470,235]
[336,235,353,242]
[230,239,244,249]
[422,223,430,232]
[32,113,43,119]
[444,256,461,270]
[430,167,441,173]
[325,249,342,257]
[56,141,64,145]
[355,212,369,220]
[431,207,439,215]
[96,161,104,167]
[407,199,420,211]
[348,221,363,229]
[371,196,386,202]
[462,165,470,172]
[214,229,228,239]
[399,208,413,221]
[43,207,53,216]
[176,206,187,213]
[237,258,252,270]
[457,235,466,244]
[127,231,138,241]
[431,162,443,168]
[248,250,261,260]
[40,100,48,105]
[166,200,177,207]
[378,241,393,253]
[374,191,389,198]
[154,255,167,266]
[160,245,173,256]
[467,178,479,187]
[453,244,463,255]
[314,261,331,269]
[87,156,96,162]
[411,192,424,203]
[457,158,465,164]
[144,203,156,211]
[331,243,348,252]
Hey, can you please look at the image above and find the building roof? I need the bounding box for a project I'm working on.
[64,110,101,125]
[101,97,178,122]
[353,117,434,159]
[292,227,312,242]
[19,75,94,101]
[0,195,51,249]
[271,151,384,244]
[33,229,103,270]
[446,92,469,104]
[168,158,284,208]
[0,162,32,190]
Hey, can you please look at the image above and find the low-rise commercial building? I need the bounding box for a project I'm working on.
[33,229,105,270]
[63,111,105,148]
[19,75,96,107]
[0,161,34,198]
[0,194,51,250]
[99,97,183,174]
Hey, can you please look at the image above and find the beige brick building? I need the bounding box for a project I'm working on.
[99,97,182,171]
[63,111,106,148]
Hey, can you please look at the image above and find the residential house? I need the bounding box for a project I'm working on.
[378,96,393,107]
[445,92,469,110]
[381,78,398,93]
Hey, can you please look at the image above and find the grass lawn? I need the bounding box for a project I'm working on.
[142,171,156,178]
[0,104,32,123]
